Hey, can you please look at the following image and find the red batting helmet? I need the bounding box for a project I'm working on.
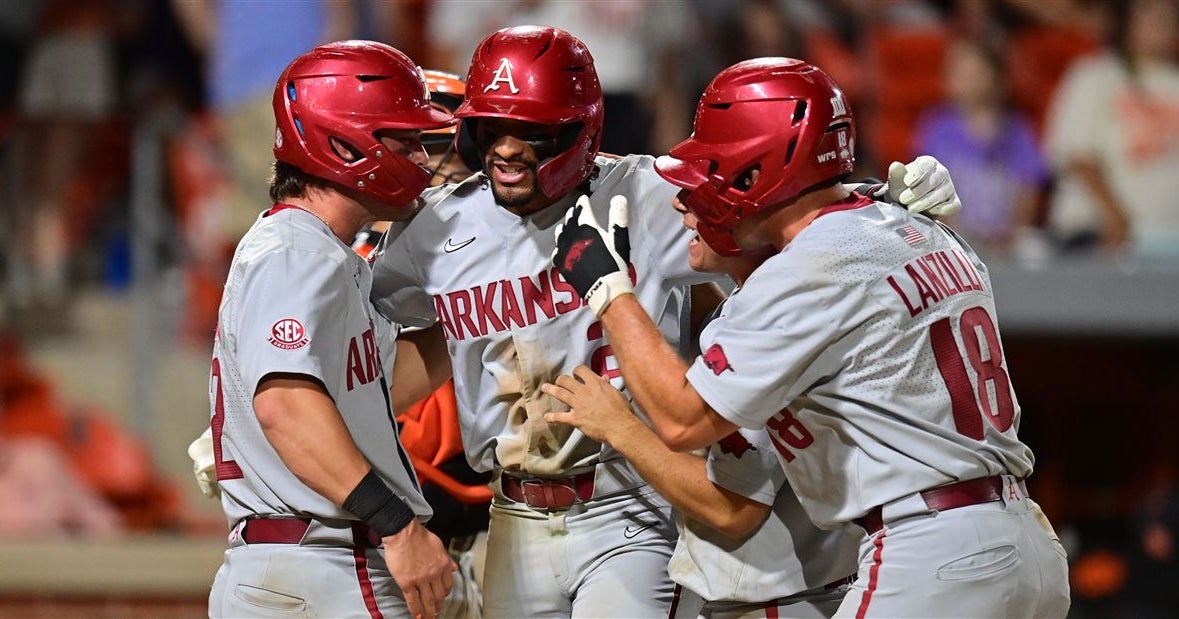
[454,26,603,200]
[272,41,455,207]
[655,58,855,256]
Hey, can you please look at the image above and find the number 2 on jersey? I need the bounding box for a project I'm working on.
[587,321,621,381]
[210,358,244,481]
[930,306,1015,439]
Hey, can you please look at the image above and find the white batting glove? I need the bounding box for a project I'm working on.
[887,155,962,218]
[552,195,633,317]
[187,427,220,500]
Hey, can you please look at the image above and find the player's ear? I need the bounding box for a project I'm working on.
[330,137,362,163]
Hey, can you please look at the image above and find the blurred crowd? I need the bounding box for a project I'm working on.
[1,0,1177,328]
[0,330,181,536]
[0,0,1176,614]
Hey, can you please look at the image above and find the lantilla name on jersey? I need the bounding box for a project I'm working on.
[432,265,638,341]
[885,249,986,318]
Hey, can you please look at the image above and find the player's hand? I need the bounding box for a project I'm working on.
[187,427,220,500]
[552,195,633,316]
[382,519,456,619]
[883,155,962,218]
[542,365,644,444]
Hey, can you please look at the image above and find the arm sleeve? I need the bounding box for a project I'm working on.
[236,249,351,395]
[370,231,438,328]
[1044,60,1108,169]
[374,313,400,377]
[705,429,785,507]
[629,159,719,287]
[686,259,842,429]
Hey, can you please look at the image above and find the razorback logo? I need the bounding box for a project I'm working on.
[702,343,733,375]
[564,238,594,271]
[717,432,755,458]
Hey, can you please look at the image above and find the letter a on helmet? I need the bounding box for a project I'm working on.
[484,58,520,94]
[455,26,604,200]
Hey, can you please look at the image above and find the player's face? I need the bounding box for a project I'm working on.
[674,189,763,283]
[351,130,429,221]
[672,190,712,272]
[378,129,429,167]
[1129,0,1178,59]
[476,118,562,215]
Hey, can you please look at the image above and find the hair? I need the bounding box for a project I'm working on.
[949,37,1012,106]
[1111,0,1137,68]
[268,161,334,203]
[966,38,1006,79]
[1108,0,1174,76]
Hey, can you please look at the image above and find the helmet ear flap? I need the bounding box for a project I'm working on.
[271,40,454,207]
[455,118,482,173]
[658,57,855,257]
[328,136,365,164]
[731,165,760,192]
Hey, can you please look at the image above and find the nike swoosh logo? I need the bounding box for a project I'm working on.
[444,237,476,253]
[623,521,659,539]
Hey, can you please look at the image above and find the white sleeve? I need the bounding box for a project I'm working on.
[705,429,785,507]
[629,159,718,287]
[373,313,400,377]
[685,260,842,429]
[370,232,437,328]
[235,249,351,395]
[1044,59,1110,169]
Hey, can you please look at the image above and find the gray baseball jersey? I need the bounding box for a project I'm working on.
[371,155,714,477]
[685,194,1035,528]
[211,206,430,526]
[371,155,716,617]
[669,427,859,604]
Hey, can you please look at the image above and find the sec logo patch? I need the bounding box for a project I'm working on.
[269,318,309,350]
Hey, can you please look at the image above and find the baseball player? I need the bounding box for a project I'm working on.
[206,41,457,619]
[350,68,487,551]
[541,241,860,618]
[369,27,965,618]
[546,58,1070,618]
[352,69,473,260]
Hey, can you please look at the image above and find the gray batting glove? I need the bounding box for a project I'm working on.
[887,155,962,218]
[187,427,220,500]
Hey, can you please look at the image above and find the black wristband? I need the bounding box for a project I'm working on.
[342,469,416,538]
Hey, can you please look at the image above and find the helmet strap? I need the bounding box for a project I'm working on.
[428,143,459,185]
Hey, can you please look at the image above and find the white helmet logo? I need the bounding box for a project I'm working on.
[830,94,847,117]
[484,58,520,94]
[275,127,283,149]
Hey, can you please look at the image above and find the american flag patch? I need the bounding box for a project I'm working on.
[896,225,926,246]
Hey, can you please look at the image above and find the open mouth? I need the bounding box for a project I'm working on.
[685,224,702,254]
[492,161,529,185]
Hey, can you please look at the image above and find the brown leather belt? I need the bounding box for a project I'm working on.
[500,471,595,511]
[855,476,1026,535]
[240,517,382,548]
